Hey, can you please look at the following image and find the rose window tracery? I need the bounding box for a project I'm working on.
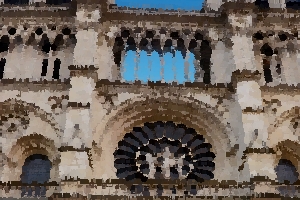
[114,121,215,195]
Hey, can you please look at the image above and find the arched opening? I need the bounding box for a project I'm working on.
[188,32,212,84]
[260,43,273,83]
[275,159,299,184]
[20,154,52,197]
[52,58,61,79]
[286,0,300,10]
[117,29,209,84]
[254,0,270,9]
[275,159,299,197]
[0,58,6,79]
[114,121,215,195]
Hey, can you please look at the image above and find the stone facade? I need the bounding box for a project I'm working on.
[0,0,300,199]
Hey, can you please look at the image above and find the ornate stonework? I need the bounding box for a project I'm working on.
[1,0,300,199]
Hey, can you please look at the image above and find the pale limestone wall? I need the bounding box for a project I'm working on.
[88,88,245,181]
[247,153,278,179]
[236,81,263,110]
[268,0,286,8]
[260,94,300,149]
[3,82,300,185]
[96,22,118,81]
[2,4,300,198]
[76,6,101,24]
[0,22,75,81]
[210,40,235,85]
[231,34,257,72]
[73,30,98,67]
[281,51,300,86]
[59,151,93,180]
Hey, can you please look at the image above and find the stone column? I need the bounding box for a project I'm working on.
[74,1,100,68]
[210,39,235,85]
[59,67,97,184]
[231,71,272,183]
[281,49,299,86]
[60,4,101,183]
[96,22,121,81]
[228,13,257,72]
[268,0,286,8]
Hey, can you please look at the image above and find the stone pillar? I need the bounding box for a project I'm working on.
[58,150,93,180]
[231,71,272,182]
[73,29,98,67]
[247,153,277,179]
[234,72,267,148]
[210,40,235,85]
[228,13,257,72]
[281,49,299,86]
[74,1,100,67]
[268,0,286,8]
[59,67,98,183]
[95,24,118,81]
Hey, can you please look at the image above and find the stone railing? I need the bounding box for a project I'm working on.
[108,4,221,17]
[0,5,70,12]
[1,179,300,198]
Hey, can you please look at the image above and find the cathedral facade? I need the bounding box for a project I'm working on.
[1,0,300,199]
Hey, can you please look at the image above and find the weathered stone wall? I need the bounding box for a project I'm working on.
[1,1,300,198]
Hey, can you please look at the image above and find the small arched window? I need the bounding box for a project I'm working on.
[275,159,299,184]
[21,154,52,197]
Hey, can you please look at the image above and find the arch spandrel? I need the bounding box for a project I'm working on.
[274,140,300,177]
[0,99,62,183]
[92,95,233,181]
[0,99,63,142]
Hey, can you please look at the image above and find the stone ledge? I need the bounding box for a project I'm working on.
[67,102,91,108]
[58,146,91,152]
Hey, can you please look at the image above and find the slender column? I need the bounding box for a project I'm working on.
[96,23,121,81]
[281,48,299,86]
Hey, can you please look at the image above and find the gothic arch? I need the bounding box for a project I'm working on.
[0,99,62,183]
[274,140,300,178]
[93,95,232,181]
[2,133,61,184]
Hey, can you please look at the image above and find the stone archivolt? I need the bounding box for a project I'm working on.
[1,0,300,199]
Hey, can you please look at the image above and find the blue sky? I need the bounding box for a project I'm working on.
[116,0,204,10]
[116,0,203,83]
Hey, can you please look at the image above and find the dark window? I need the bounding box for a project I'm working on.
[0,58,6,79]
[21,154,52,197]
[41,59,48,76]
[52,58,61,79]
[286,0,300,10]
[275,159,299,184]
[4,0,29,4]
[199,40,212,84]
[255,0,270,9]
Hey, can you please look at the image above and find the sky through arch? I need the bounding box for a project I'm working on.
[116,0,204,83]
[116,0,204,10]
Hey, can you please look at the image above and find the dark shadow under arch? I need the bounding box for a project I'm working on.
[114,121,215,196]
[21,154,52,197]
